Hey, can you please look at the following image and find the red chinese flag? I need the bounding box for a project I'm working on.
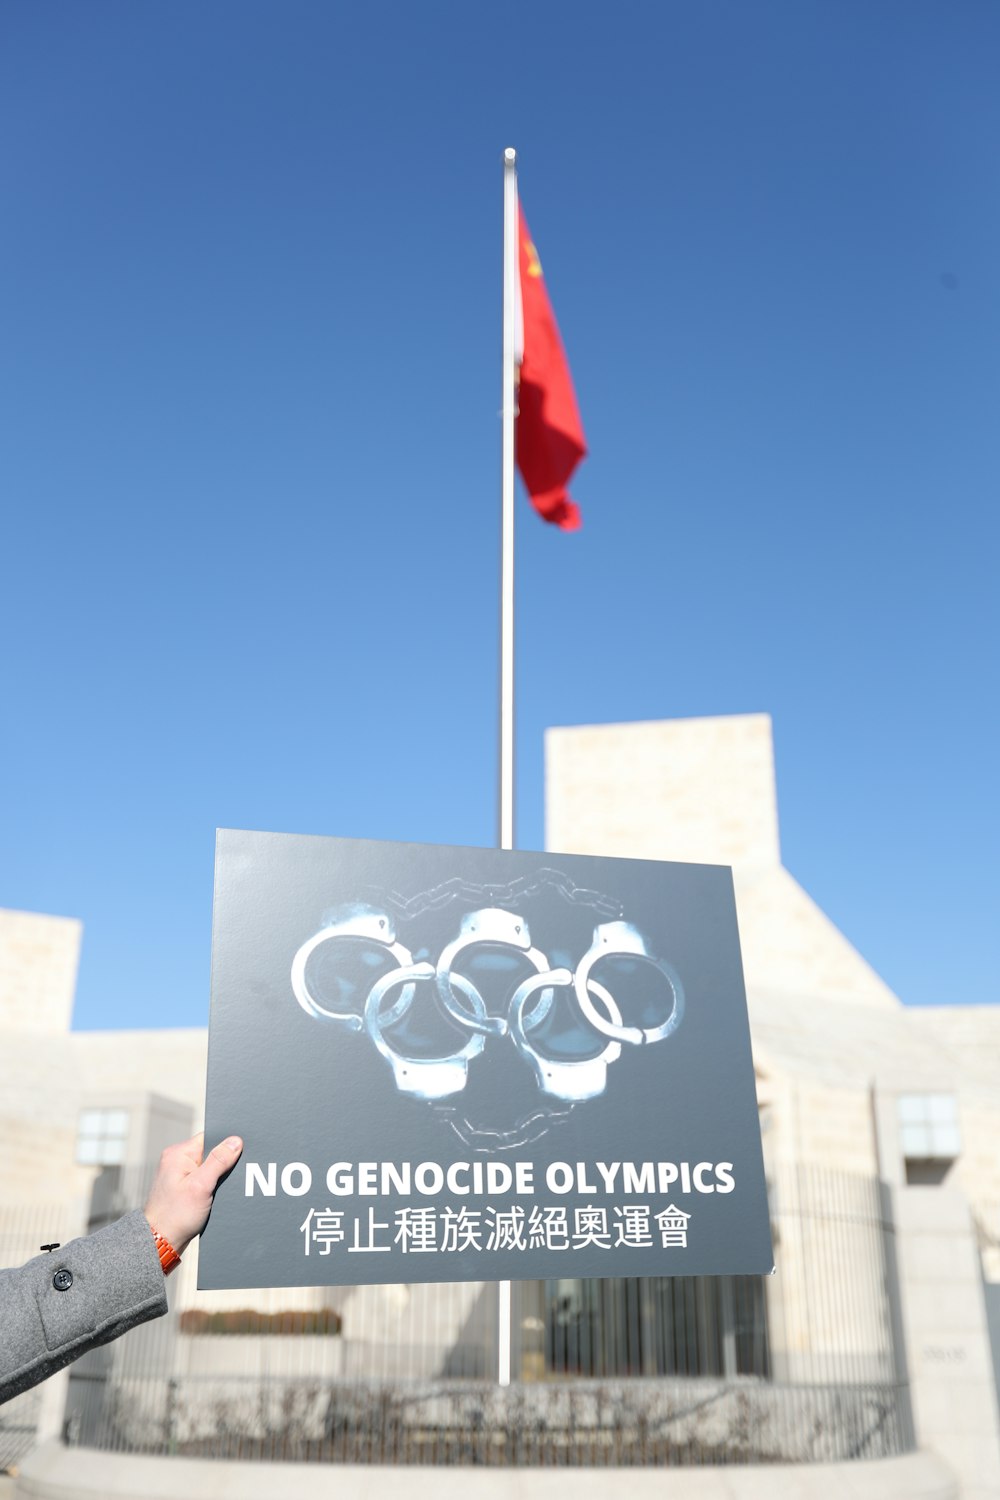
[516,201,587,529]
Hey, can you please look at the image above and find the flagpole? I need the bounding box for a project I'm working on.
[497,144,519,1389]
[499,146,518,854]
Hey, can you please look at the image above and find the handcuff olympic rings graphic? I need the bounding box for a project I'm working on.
[508,969,624,1102]
[291,909,416,1032]
[290,906,685,1102]
[435,907,552,1038]
[365,965,486,1100]
[574,921,685,1046]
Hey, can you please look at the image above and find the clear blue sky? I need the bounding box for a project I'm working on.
[1,1,997,1028]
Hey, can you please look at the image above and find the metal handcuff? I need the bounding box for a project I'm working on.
[292,907,685,1104]
[508,969,624,1102]
[573,920,685,1046]
[364,965,487,1100]
[435,908,552,1038]
[291,909,415,1033]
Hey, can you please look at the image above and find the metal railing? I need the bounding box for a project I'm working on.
[47,1161,913,1466]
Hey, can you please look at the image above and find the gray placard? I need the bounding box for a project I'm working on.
[199,830,773,1288]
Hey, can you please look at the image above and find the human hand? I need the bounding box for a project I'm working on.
[143,1132,243,1257]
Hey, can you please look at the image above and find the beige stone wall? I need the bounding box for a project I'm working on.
[908,1008,1000,1227]
[545,713,781,871]
[893,1186,1000,1500]
[887,1009,1000,1261]
[735,867,898,1009]
[0,907,80,1034]
[0,1110,89,1207]
[783,1080,879,1178]
[752,1068,879,1179]
[951,1101,1000,1278]
[71,1029,209,1118]
[0,1028,208,1206]
[914,1006,1000,1077]
[951,1101,1000,1212]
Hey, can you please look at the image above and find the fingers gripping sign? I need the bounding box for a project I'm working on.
[143,1132,243,1259]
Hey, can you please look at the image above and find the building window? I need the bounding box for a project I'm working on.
[76,1108,130,1166]
[897,1094,960,1184]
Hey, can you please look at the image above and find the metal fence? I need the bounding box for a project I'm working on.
[38,1162,914,1467]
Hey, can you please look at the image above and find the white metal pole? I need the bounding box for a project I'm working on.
[497,144,519,1389]
[499,146,518,854]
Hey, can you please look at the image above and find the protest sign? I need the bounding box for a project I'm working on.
[199,830,772,1288]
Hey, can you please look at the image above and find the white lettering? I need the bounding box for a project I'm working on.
[624,1161,654,1193]
[715,1163,735,1193]
[446,1162,470,1195]
[326,1162,354,1195]
[486,1162,513,1194]
[245,1162,276,1197]
[693,1162,715,1193]
[415,1161,444,1195]
[382,1161,411,1195]
[658,1162,679,1192]
[280,1162,311,1196]
[546,1162,574,1194]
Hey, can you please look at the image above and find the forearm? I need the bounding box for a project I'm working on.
[0,1209,167,1406]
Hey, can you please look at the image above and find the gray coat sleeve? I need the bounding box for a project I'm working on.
[0,1209,168,1405]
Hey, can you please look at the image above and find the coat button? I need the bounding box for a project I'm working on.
[53,1269,74,1292]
